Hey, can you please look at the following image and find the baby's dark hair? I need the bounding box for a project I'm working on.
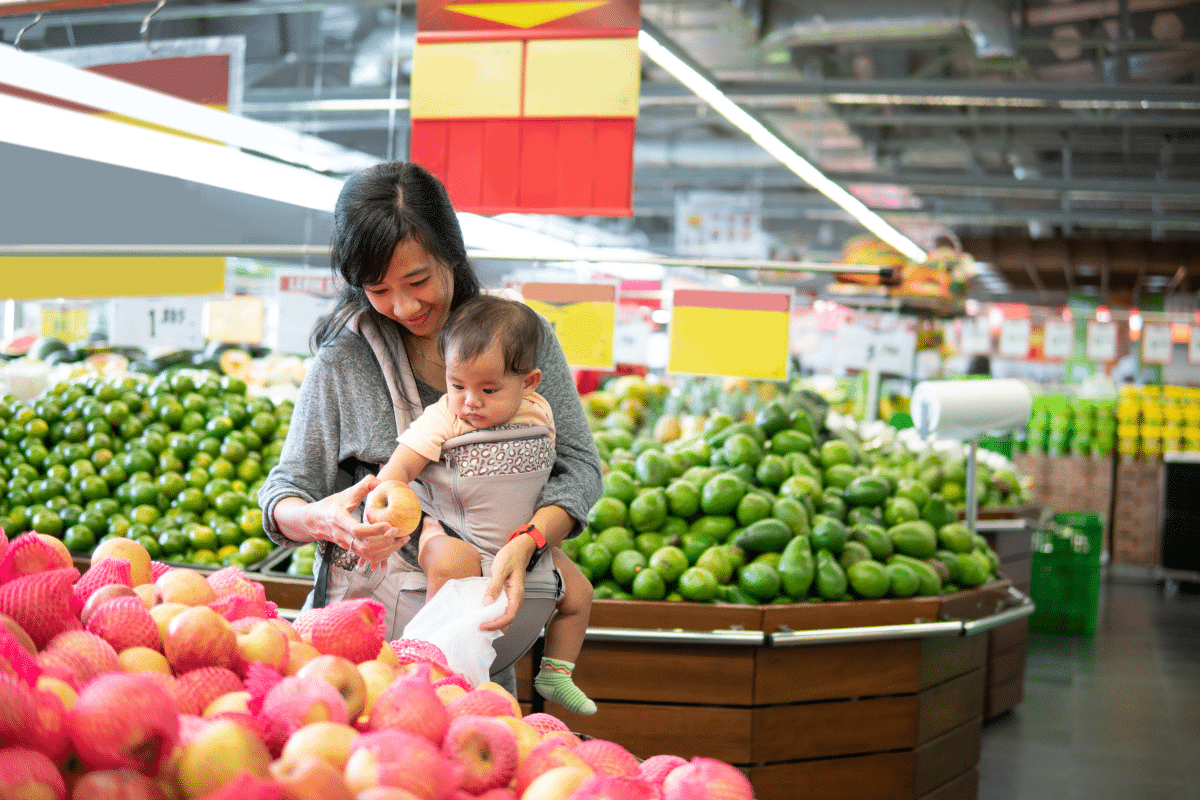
[438,294,541,375]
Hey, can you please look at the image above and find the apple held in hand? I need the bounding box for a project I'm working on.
[363,480,423,536]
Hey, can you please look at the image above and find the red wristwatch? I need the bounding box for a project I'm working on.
[507,523,546,548]
[508,524,549,571]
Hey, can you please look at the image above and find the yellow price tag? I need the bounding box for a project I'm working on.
[204,296,265,345]
[40,305,91,343]
[521,283,617,369]
[667,288,792,380]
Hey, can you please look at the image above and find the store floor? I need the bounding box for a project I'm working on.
[979,576,1200,800]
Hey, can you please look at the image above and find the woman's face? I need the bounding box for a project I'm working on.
[363,237,453,339]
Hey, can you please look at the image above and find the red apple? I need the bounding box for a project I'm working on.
[365,662,448,743]
[441,714,519,793]
[69,672,179,775]
[70,768,168,800]
[344,728,464,800]
[162,605,239,674]
[233,616,290,674]
[295,654,367,721]
[278,721,358,770]
[662,757,754,800]
[175,716,272,798]
[521,765,594,800]
[153,568,217,606]
[269,753,354,800]
[513,741,592,798]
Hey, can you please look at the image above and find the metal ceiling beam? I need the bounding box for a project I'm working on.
[641,79,1200,110]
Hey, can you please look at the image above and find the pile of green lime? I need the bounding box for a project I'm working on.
[567,396,1007,605]
[0,369,291,570]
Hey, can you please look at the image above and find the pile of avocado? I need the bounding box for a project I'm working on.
[572,395,1008,604]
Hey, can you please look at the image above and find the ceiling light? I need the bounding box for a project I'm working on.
[637,26,926,264]
[0,92,343,212]
[0,44,378,174]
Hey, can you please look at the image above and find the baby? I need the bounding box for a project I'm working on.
[377,293,597,715]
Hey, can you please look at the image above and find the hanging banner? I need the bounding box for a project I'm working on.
[998,317,1031,359]
[1042,320,1073,360]
[667,287,791,380]
[1141,324,1172,365]
[410,0,640,216]
[519,281,617,369]
[1085,321,1117,362]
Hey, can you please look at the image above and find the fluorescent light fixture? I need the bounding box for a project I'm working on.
[0,43,378,174]
[0,92,344,212]
[637,28,927,263]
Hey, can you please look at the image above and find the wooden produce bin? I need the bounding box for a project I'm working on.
[975,519,1034,720]
[517,582,1026,800]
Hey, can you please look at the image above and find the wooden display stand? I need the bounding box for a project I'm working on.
[975,519,1034,720]
[513,582,1023,800]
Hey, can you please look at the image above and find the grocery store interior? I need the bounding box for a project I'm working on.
[2,1,1199,799]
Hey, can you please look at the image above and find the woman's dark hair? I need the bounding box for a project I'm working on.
[311,161,482,350]
[439,294,542,375]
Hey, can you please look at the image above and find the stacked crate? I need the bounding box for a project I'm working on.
[1111,460,1164,566]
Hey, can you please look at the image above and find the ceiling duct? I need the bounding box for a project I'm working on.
[758,0,1018,58]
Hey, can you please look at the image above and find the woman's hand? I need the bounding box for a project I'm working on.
[306,475,409,570]
[479,533,539,632]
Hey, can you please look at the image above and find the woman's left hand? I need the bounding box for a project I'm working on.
[479,534,538,632]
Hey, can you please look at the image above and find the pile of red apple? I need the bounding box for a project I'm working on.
[0,530,757,800]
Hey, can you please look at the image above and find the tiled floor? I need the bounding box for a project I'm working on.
[979,575,1200,800]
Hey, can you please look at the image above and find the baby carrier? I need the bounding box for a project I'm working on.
[308,310,562,679]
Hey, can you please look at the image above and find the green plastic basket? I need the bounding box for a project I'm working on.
[1029,517,1102,634]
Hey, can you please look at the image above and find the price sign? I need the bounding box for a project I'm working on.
[790,310,819,355]
[837,323,873,370]
[521,282,617,369]
[39,304,90,343]
[874,326,916,375]
[204,296,266,345]
[109,296,206,350]
[1141,324,1172,365]
[1189,327,1200,364]
[1042,320,1074,360]
[1085,321,1117,362]
[667,288,791,379]
[998,317,1031,358]
[271,270,339,355]
[960,317,992,355]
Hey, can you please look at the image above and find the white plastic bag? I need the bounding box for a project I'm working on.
[400,577,508,687]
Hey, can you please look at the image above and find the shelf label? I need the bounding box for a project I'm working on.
[109,296,206,350]
[1085,321,1117,362]
[839,322,915,375]
[271,270,339,355]
[998,317,1031,358]
[1141,324,1172,365]
[1189,327,1200,364]
[4,257,225,300]
[39,304,90,343]
[1042,320,1073,360]
[790,309,820,355]
[204,295,265,345]
[960,317,991,355]
[520,282,617,369]
[667,287,791,379]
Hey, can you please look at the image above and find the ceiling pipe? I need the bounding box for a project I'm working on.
[758,0,1018,59]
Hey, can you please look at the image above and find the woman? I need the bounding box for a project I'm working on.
[258,161,603,681]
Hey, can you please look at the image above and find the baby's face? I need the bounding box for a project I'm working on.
[445,344,530,430]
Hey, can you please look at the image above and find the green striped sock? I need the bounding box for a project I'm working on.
[535,657,597,715]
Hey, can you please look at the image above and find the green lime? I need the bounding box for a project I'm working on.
[212,490,246,517]
[204,416,234,438]
[235,459,262,483]
[610,549,648,587]
[78,475,109,502]
[208,457,236,482]
[238,536,274,564]
[595,526,636,556]
[630,567,667,601]
[664,480,700,519]
[648,545,688,584]
[738,561,782,601]
[63,524,95,552]
[29,509,63,536]
[601,470,638,505]
[157,529,189,557]
[99,462,127,488]
[77,508,108,536]
[186,524,219,552]
[129,504,161,526]
[578,542,613,581]
[678,566,720,601]
[586,496,627,532]
[214,520,243,548]
[237,507,263,537]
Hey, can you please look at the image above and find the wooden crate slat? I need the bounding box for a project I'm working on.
[755,638,922,703]
[753,695,918,761]
[913,717,983,797]
[917,669,985,745]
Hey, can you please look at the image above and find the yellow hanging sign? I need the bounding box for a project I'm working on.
[520,282,616,369]
[668,288,792,380]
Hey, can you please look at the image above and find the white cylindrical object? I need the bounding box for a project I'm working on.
[911,379,1032,440]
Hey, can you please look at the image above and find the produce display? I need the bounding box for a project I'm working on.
[0,536,758,799]
[571,378,1027,604]
[0,367,290,570]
